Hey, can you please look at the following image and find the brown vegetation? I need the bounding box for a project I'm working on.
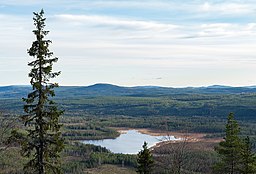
[84,164,136,174]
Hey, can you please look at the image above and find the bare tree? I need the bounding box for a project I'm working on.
[152,119,190,174]
[154,133,189,174]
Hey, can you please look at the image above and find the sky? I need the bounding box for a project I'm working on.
[0,0,256,87]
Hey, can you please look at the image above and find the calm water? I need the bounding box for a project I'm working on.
[82,129,178,154]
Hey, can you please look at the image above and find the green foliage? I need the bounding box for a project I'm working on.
[59,115,256,146]
[63,123,120,140]
[214,113,256,174]
[91,152,137,167]
[62,142,136,173]
[214,113,242,174]
[19,9,64,174]
[2,92,256,142]
[137,142,154,174]
[56,94,256,119]
[61,115,227,140]
[3,93,256,120]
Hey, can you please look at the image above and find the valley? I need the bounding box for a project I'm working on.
[1,84,256,173]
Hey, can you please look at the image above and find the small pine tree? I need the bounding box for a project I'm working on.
[214,113,242,174]
[137,141,154,174]
[239,136,256,174]
[20,9,64,174]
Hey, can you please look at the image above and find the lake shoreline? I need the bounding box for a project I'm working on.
[80,127,222,154]
[81,129,178,154]
[113,127,222,143]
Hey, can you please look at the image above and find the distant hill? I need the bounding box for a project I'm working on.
[1,83,256,99]
[205,85,232,88]
[0,85,31,99]
[1,83,256,119]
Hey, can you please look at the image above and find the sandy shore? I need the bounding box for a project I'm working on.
[114,127,222,143]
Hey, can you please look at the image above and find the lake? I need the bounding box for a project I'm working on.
[82,129,179,154]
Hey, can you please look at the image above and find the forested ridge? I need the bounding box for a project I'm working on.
[2,88,256,173]
[1,84,256,120]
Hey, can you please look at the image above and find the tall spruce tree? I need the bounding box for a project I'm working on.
[21,9,64,174]
[137,141,154,174]
[214,113,242,174]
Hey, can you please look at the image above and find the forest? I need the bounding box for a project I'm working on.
[1,84,256,173]
[1,8,256,174]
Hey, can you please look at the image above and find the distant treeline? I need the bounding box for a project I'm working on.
[62,142,137,173]
[2,93,256,120]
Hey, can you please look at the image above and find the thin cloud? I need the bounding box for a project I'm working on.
[200,2,255,15]
[56,14,179,32]
[198,23,240,37]
[180,23,256,39]
[1,0,256,86]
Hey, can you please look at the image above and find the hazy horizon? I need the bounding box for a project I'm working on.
[1,82,256,88]
[1,0,256,87]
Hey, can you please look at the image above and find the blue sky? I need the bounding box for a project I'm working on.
[0,0,256,87]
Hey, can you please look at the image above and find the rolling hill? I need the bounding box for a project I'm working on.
[1,84,256,119]
[1,83,256,99]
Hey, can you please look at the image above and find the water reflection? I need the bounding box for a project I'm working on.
[82,129,178,154]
